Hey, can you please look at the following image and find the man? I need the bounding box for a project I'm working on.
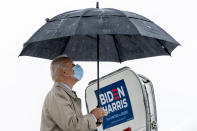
[40,55,107,131]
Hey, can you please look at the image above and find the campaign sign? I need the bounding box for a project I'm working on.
[94,79,134,130]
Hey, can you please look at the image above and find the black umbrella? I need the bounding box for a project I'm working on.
[19,2,180,109]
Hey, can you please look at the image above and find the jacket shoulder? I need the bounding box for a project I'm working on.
[47,86,72,104]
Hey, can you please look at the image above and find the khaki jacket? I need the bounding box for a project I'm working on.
[40,82,97,131]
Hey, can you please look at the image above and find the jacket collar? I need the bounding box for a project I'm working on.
[53,81,77,99]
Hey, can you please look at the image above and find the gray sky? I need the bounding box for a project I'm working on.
[0,0,197,130]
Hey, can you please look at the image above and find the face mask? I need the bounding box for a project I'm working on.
[72,64,84,81]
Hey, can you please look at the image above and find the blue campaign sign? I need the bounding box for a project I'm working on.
[94,79,134,130]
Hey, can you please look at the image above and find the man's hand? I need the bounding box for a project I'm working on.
[90,107,107,120]
[96,118,103,127]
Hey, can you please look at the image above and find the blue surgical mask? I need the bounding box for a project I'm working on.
[72,64,84,81]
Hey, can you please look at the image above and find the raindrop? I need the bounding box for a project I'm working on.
[146,25,151,28]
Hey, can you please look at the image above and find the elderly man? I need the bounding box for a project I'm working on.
[40,55,107,131]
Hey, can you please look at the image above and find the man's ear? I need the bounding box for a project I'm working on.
[62,68,72,77]
[59,68,66,77]
[63,69,67,76]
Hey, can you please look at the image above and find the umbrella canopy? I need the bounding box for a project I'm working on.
[19,7,180,62]
[19,3,180,109]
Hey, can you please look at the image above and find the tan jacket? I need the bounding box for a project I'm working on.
[40,82,97,131]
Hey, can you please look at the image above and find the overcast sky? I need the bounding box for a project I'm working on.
[0,0,197,130]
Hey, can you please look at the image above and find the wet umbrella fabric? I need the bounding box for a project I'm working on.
[19,8,180,61]
[19,8,180,108]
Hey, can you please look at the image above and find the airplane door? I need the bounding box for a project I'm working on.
[85,67,155,131]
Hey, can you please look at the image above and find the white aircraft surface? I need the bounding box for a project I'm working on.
[86,67,158,131]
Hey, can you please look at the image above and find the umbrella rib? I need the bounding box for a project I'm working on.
[110,8,140,35]
[112,35,122,63]
[156,39,171,56]
[104,8,152,23]
[60,36,71,55]
[74,9,92,35]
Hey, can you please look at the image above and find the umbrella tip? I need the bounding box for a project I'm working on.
[96,1,99,8]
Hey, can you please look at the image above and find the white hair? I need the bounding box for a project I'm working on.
[50,57,69,81]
